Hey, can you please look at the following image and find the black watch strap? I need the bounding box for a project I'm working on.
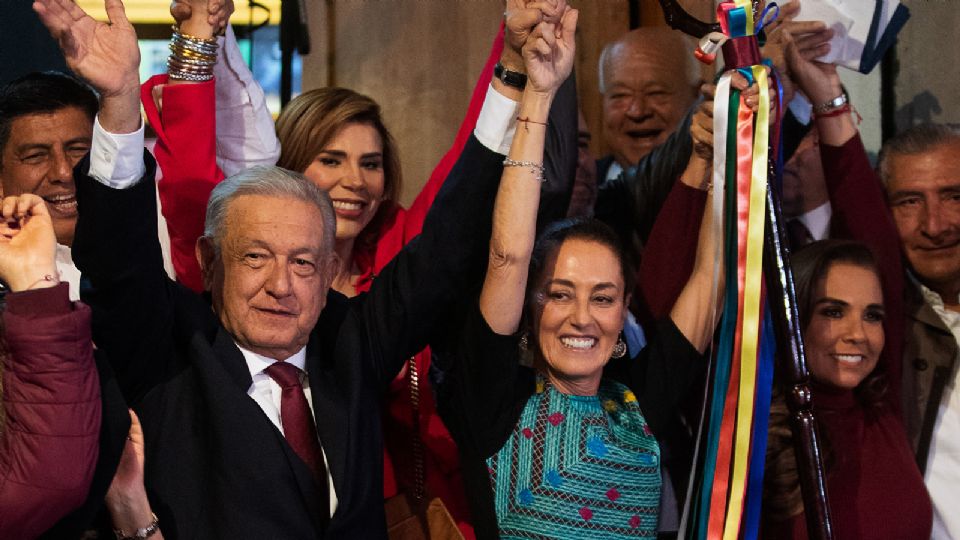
[494,62,527,90]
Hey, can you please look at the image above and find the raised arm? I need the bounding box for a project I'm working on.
[360,5,576,385]
[665,97,722,354]
[36,0,185,402]
[481,8,578,333]
[783,27,905,388]
[0,195,100,538]
[169,0,281,175]
[143,0,229,291]
[402,3,578,243]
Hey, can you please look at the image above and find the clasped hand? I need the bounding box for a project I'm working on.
[0,195,58,292]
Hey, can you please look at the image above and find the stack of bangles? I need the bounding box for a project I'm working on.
[168,26,219,82]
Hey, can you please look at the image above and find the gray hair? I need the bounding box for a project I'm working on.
[203,165,337,254]
[878,123,960,187]
[598,28,699,95]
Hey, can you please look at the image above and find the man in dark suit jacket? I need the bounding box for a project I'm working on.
[74,145,502,537]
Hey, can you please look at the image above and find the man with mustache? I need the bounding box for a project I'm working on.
[883,124,960,540]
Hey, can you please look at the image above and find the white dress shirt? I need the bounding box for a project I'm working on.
[605,160,624,184]
[474,83,520,155]
[236,344,339,518]
[797,200,832,242]
[918,282,960,540]
[54,243,83,301]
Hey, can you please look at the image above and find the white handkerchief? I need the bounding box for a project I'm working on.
[792,0,856,66]
[789,0,909,73]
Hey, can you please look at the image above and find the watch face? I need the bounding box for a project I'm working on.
[494,64,526,90]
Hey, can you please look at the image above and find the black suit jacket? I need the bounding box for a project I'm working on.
[72,136,504,539]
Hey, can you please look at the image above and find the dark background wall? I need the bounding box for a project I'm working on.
[0,1,68,85]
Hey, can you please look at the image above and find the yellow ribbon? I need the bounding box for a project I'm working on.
[722,64,769,540]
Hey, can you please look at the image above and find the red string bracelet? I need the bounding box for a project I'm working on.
[813,103,852,119]
[517,116,547,132]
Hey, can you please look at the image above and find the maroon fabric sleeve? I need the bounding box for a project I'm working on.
[819,135,905,407]
[637,179,708,324]
[0,283,101,538]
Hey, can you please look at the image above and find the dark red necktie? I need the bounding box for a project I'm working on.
[264,361,330,520]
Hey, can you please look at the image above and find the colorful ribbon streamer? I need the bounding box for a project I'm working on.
[683,3,779,539]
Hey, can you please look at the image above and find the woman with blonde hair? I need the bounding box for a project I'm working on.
[274,88,404,295]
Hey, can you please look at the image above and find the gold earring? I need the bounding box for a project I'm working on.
[612,336,627,359]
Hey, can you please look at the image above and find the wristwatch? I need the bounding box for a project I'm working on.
[813,93,848,114]
[494,62,527,90]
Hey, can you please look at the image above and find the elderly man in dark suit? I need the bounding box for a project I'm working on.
[32,0,559,537]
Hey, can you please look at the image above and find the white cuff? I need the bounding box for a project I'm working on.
[789,94,813,126]
[473,84,520,155]
[89,115,146,189]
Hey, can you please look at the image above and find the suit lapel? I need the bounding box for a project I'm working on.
[209,324,329,533]
[210,326,255,391]
[305,328,350,513]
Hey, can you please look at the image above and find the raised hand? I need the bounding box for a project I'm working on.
[34,0,141,133]
[0,195,58,292]
[504,0,567,64]
[171,0,235,37]
[761,1,833,105]
[691,84,715,161]
[521,6,578,97]
[33,0,140,100]
[782,22,841,106]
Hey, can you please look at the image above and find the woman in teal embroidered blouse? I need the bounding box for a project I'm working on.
[433,7,733,538]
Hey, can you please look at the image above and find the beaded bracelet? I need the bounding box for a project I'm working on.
[113,512,160,540]
[26,273,59,290]
[503,158,546,183]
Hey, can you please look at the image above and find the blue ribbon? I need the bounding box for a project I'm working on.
[740,308,776,540]
[754,2,780,35]
[728,6,749,37]
[692,88,742,540]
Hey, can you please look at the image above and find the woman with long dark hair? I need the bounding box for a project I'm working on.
[759,20,932,539]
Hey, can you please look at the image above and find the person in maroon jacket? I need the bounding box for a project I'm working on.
[0,193,101,539]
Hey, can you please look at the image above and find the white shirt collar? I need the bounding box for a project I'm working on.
[913,273,960,310]
[235,343,308,379]
[798,201,832,242]
[605,161,624,184]
[56,243,82,301]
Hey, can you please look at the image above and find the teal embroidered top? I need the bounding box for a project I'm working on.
[486,375,661,538]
